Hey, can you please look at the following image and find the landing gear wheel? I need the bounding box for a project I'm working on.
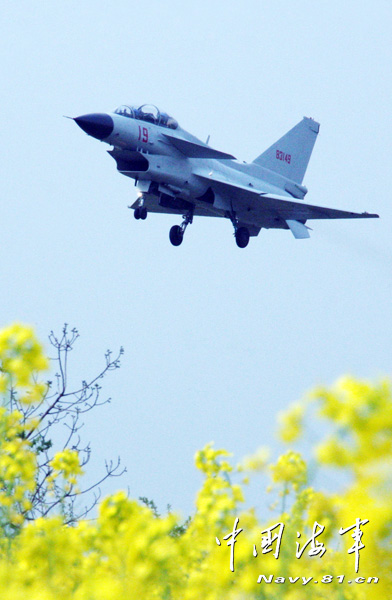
[235,227,250,248]
[140,207,147,220]
[169,225,184,246]
[134,207,141,220]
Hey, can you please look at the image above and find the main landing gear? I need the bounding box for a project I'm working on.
[133,200,250,248]
[235,226,250,248]
[169,209,193,246]
[229,210,250,248]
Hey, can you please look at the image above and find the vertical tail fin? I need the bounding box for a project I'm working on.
[252,117,319,184]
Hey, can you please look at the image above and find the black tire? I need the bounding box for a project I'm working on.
[134,208,140,220]
[235,227,250,248]
[169,225,183,246]
[140,207,147,220]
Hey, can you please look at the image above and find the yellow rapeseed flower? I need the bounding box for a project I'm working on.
[270,450,307,490]
[49,449,83,478]
[238,446,269,472]
[278,402,305,442]
[0,322,390,598]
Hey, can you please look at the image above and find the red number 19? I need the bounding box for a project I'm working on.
[138,126,149,143]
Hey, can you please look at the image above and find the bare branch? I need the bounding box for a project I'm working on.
[9,325,125,525]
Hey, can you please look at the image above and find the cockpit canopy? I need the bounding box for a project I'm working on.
[113,104,178,130]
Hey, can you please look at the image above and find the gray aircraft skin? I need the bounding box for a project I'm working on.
[73,104,378,248]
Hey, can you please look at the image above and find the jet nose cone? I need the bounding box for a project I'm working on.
[74,113,114,140]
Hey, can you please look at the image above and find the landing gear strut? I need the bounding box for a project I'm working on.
[169,208,194,246]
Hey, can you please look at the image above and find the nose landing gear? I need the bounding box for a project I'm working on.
[134,206,147,220]
[169,208,194,246]
[132,194,148,220]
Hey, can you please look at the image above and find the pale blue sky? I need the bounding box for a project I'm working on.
[1,0,391,516]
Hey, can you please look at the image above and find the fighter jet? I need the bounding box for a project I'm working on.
[73,104,378,248]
